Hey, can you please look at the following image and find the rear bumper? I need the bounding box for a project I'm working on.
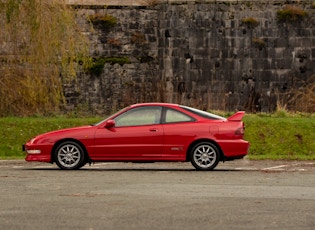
[218,139,250,158]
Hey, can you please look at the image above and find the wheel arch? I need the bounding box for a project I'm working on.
[51,138,90,164]
[186,139,224,162]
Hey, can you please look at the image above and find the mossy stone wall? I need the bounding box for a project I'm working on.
[65,1,314,114]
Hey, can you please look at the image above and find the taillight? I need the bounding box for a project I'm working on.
[235,123,245,135]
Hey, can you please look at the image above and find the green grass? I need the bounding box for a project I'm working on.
[0,114,314,160]
[244,113,315,160]
[0,117,101,159]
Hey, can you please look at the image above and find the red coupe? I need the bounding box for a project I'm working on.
[23,103,249,170]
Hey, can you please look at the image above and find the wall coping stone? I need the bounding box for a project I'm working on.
[65,0,311,6]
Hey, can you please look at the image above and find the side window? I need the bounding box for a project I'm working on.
[165,108,194,123]
[114,106,162,127]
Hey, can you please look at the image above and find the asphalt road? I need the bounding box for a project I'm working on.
[1,159,315,230]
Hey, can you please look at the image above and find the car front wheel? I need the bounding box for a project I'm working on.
[54,141,85,170]
[190,142,220,170]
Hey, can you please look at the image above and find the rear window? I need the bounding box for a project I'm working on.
[180,106,225,120]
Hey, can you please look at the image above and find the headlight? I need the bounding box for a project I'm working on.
[26,149,41,154]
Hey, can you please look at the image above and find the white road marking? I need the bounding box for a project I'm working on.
[262,164,289,170]
[12,166,25,169]
[33,165,57,169]
[235,167,259,171]
[262,162,314,171]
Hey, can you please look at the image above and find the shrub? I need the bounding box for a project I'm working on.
[131,32,147,45]
[252,38,265,50]
[288,75,315,113]
[241,17,259,28]
[87,57,131,76]
[87,58,106,76]
[88,13,117,28]
[107,38,121,47]
[141,0,161,6]
[0,0,89,116]
[277,6,308,22]
[104,57,131,65]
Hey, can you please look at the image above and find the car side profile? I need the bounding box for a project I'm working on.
[23,103,249,170]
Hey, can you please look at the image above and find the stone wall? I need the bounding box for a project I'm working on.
[64,0,315,114]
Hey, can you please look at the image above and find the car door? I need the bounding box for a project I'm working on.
[93,106,164,161]
[162,108,196,161]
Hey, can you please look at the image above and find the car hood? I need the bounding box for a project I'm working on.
[30,125,94,143]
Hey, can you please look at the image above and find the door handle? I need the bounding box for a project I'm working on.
[149,129,158,132]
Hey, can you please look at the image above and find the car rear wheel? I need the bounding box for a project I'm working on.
[55,141,85,170]
[190,142,220,170]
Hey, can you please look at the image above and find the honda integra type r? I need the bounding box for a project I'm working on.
[23,103,249,170]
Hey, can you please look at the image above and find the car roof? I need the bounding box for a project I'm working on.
[130,102,180,108]
[128,103,226,120]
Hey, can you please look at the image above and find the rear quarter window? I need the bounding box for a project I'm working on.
[180,106,225,120]
[165,108,195,123]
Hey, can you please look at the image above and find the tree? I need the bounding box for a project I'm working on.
[0,0,89,116]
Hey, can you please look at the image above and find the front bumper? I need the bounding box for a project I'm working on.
[23,143,52,163]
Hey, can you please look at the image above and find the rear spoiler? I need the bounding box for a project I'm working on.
[227,111,245,121]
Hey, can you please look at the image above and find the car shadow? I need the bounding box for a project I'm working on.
[23,167,247,172]
[21,162,254,171]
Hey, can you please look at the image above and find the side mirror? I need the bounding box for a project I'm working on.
[105,119,115,128]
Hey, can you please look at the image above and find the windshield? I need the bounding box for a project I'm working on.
[93,107,129,126]
[180,106,225,120]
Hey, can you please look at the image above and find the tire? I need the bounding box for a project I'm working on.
[190,142,220,171]
[54,141,85,170]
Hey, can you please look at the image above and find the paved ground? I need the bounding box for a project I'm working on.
[1,159,315,229]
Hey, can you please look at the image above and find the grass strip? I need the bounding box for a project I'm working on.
[0,114,314,160]
[0,117,101,159]
[244,114,315,160]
